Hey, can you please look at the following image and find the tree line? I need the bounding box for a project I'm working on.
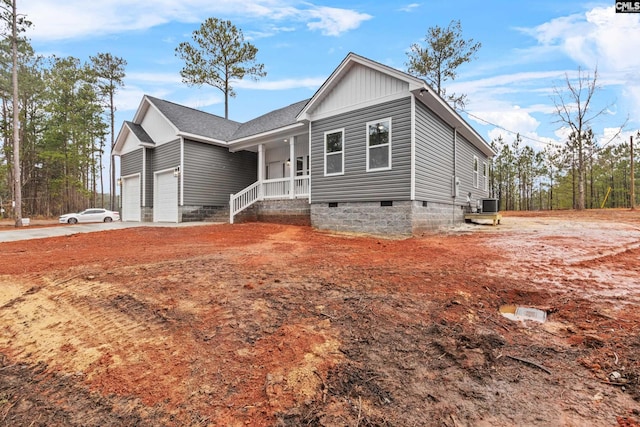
[0,25,125,218]
[490,132,637,211]
[1,10,635,221]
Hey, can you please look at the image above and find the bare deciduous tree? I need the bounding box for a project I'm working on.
[552,67,609,210]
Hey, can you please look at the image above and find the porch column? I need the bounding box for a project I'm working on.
[257,144,264,183]
[289,136,295,199]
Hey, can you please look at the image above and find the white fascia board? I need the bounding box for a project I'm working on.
[227,122,307,152]
[131,96,150,124]
[112,124,130,156]
[177,131,229,147]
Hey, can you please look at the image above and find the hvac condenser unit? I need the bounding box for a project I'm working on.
[481,198,499,213]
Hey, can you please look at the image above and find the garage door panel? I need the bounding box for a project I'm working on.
[154,171,178,222]
[122,176,141,222]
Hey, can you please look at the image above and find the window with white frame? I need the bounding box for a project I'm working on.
[296,156,304,176]
[366,118,391,171]
[482,161,488,191]
[324,129,344,176]
[473,156,479,189]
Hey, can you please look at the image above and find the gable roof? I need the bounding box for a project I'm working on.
[114,53,493,157]
[297,52,494,157]
[297,52,424,122]
[230,99,309,141]
[124,121,153,145]
[145,96,242,143]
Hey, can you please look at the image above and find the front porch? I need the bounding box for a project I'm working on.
[229,131,310,224]
[230,176,310,224]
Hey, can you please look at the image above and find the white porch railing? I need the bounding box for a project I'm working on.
[229,176,309,223]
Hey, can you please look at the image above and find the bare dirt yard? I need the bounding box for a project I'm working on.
[1,209,640,426]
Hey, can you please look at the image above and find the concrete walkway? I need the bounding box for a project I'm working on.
[0,221,216,243]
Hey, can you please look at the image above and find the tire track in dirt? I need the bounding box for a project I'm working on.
[0,276,183,385]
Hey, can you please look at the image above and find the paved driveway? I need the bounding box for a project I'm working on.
[0,221,215,243]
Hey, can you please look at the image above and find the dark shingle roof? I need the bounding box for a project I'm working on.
[230,99,310,141]
[125,121,153,144]
[146,96,242,141]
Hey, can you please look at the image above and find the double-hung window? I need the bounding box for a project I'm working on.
[473,156,479,189]
[366,118,391,171]
[483,161,488,191]
[324,129,344,176]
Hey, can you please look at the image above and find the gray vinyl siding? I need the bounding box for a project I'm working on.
[121,148,143,177]
[150,140,181,207]
[414,102,455,204]
[153,139,181,172]
[457,133,490,201]
[183,139,257,205]
[310,97,412,203]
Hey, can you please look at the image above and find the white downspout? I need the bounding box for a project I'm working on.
[410,94,416,201]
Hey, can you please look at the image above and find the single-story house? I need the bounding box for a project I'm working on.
[113,52,495,235]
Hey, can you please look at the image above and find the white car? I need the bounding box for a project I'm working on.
[59,208,120,224]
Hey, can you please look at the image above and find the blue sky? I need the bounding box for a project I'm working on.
[21,0,640,154]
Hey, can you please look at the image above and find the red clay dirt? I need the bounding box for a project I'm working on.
[0,209,639,426]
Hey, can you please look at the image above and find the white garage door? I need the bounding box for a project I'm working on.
[154,170,179,222]
[122,175,141,222]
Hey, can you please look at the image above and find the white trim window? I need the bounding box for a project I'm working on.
[483,161,488,191]
[324,129,344,176]
[366,118,392,171]
[473,156,479,189]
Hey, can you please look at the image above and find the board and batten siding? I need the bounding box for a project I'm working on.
[311,63,410,118]
[414,101,455,204]
[310,97,412,203]
[183,139,257,206]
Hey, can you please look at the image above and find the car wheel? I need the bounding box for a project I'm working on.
[104,217,113,223]
[68,218,78,224]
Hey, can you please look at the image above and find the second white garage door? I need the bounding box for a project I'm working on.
[154,170,179,222]
[122,175,141,222]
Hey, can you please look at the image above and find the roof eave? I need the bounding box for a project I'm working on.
[112,123,132,156]
[177,131,229,147]
[228,122,307,152]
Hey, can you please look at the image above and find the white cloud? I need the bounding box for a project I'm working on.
[458,5,640,147]
[521,6,640,72]
[399,3,421,13]
[517,5,640,121]
[21,0,371,41]
[449,70,570,100]
[305,6,372,36]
